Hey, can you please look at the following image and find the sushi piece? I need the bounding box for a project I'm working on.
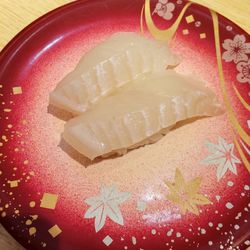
[49,32,180,115]
[63,70,223,160]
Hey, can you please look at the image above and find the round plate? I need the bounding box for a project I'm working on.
[0,0,250,249]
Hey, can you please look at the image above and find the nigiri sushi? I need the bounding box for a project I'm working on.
[49,32,180,115]
[63,70,223,160]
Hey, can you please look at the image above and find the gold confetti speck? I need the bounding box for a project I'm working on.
[12,87,22,95]
[0,142,3,147]
[9,180,18,188]
[31,215,38,220]
[0,171,2,175]
[29,227,36,236]
[40,193,58,210]
[23,160,29,165]
[0,207,3,211]
[3,109,11,113]
[14,210,19,214]
[48,225,62,238]
[26,219,32,225]
[5,204,9,208]
[186,15,195,23]
[2,135,7,142]
[1,212,6,217]
[200,33,206,39]
[14,148,19,152]
[182,29,189,35]
[29,171,35,176]
[7,124,13,128]
[29,201,36,208]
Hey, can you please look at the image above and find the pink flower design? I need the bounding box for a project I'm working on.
[153,0,175,21]
[222,35,250,63]
[237,59,250,84]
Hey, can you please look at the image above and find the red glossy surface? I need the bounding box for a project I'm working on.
[0,0,249,249]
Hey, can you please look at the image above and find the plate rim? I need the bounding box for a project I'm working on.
[0,1,87,68]
[0,0,249,68]
[0,1,249,249]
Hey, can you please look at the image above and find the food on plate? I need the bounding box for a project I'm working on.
[63,70,223,160]
[49,32,180,115]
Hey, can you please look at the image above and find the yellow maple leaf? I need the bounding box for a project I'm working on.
[165,168,211,215]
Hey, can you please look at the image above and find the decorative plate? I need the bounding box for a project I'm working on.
[0,0,249,249]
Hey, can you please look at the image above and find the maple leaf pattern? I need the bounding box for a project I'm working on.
[202,137,241,181]
[165,169,211,215]
[84,185,130,232]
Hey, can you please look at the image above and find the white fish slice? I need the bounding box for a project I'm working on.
[63,70,223,160]
[49,32,180,115]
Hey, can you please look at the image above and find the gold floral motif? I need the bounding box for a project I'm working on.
[234,138,250,172]
[165,169,211,215]
[211,10,250,146]
[211,10,250,170]
[140,4,145,34]
[141,0,250,171]
[233,85,250,112]
[142,0,192,41]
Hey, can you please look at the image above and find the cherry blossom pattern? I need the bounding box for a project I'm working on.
[153,0,175,21]
[222,35,250,63]
[202,137,241,181]
[236,59,250,84]
[84,185,130,232]
[165,168,211,215]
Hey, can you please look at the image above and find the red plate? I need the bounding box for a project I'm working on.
[0,0,250,249]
